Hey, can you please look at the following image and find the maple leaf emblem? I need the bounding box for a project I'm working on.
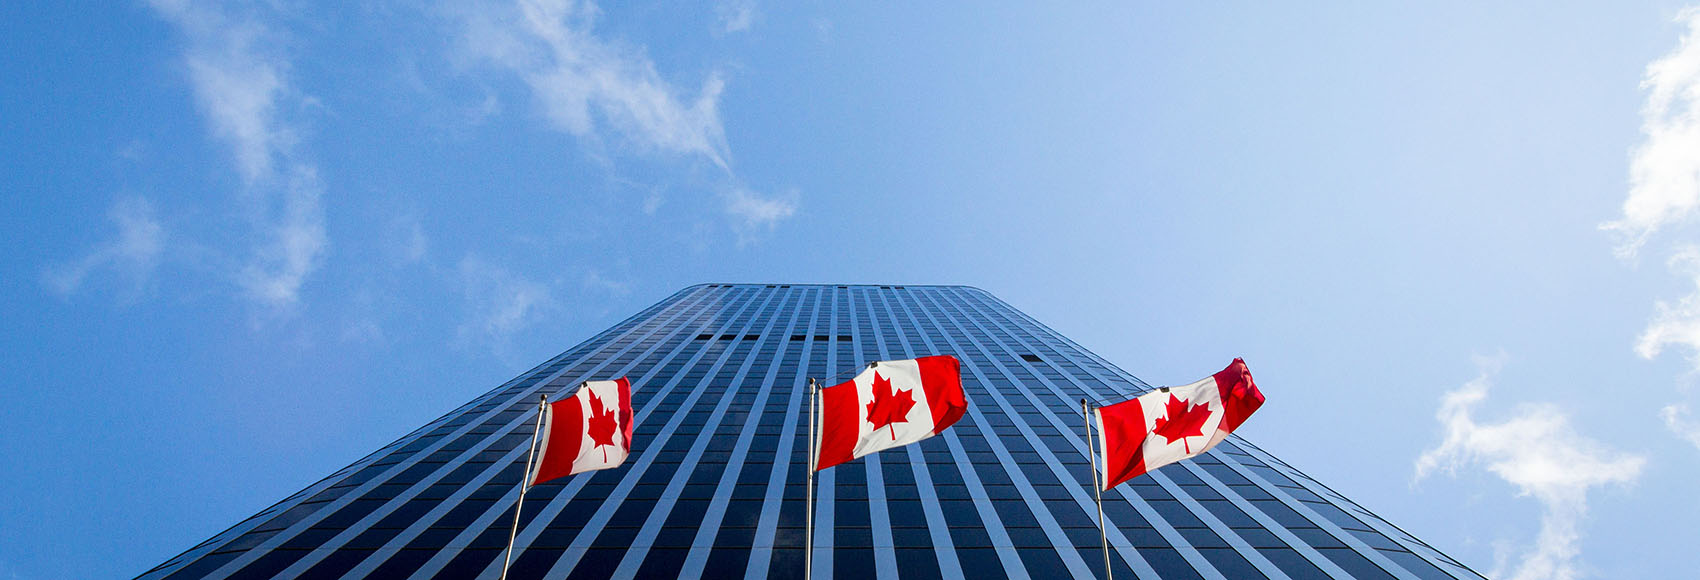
[864,371,917,440]
[1151,394,1213,454]
[586,389,620,462]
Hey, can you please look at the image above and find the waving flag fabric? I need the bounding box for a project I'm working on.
[1096,358,1264,490]
[530,378,635,486]
[815,355,966,471]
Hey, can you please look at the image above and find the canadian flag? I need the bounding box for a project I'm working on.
[815,355,967,471]
[1095,358,1264,490]
[529,378,635,486]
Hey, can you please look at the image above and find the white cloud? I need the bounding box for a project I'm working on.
[385,213,430,267]
[342,318,386,346]
[148,0,291,184]
[1630,245,1700,449]
[45,197,165,297]
[1605,8,1700,259]
[812,18,834,43]
[450,0,800,233]
[716,0,756,34]
[1617,10,1700,457]
[1663,403,1700,449]
[1415,357,1646,580]
[582,270,630,294]
[456,255,554,351]
[1635,245,1700,361]
[642,190,664,214]
[455,0,730,168]
[149,0,327,308]
[724,186,796,238]
[238,165,327,308]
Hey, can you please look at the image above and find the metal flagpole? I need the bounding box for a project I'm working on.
[806,378,817,580]
[500,394,547,580]
[1083,399,1113,580]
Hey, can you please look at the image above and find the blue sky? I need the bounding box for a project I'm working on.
[4,1,1699,578]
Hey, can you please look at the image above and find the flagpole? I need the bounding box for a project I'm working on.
[806,377,817,580]
[1083,399,1112,580]
[500,394,546,580]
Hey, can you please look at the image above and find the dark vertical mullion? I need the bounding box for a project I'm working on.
[536,286,788,578]
[385,287,748,579]
[811,288,844,577]
[389,288,755,579]
[847,288,902,579]
[668,289,808,576]
[931,288,1214,578]
[957,288,1425,580]
[743,287,825,580]
[609,288,800,577]
[451,288,756,575]
[905,288,1101,579]
[869,288,965,579]
[887,288,1028,579]
[942,287,1289,579]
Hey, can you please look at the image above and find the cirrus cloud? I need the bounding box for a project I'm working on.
[453,0,730,168]
[455,254,555,359]
[1415,357,1646,580]
[44,197,165,299]
[148,0,327,309]
[449,0,798,237]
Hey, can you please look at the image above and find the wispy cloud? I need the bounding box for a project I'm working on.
[723,186,797,242]
[44,197,165,298]
[1662,403,1700,449]
[642,190,664,214]
[454,0,730,167]
[716,0,757,34]
[582,269,630,294]
[237,165,327,308]
[1635,245,1700,361]
[450,0,799,235]
[455,255,554,355]
[149,0,326,308]
[1415,356,1646,580]
[149,0,290,183]
[812,18,834,44]
[1605,8,1700,259]
[384,212,430,267]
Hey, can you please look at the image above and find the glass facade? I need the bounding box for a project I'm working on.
[142,284,1482,579]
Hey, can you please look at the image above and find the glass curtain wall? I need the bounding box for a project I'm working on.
[142,284,1482,580]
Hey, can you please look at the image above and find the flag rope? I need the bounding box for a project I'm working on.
[499,394,546,580]
[1079,385,1171,408]
[819,361,870,384]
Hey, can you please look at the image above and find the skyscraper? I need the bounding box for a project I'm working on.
[142,284,1482,579]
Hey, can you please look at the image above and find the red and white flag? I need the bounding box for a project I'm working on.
[1095,358,1264,490]
[530,378,635,486]
[815,355,967,471]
